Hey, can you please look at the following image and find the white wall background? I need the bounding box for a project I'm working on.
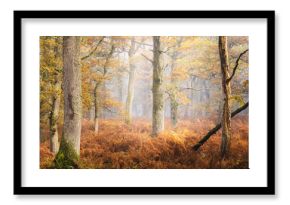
[0,0,286,204]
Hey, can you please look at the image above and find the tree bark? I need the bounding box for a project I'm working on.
[49,37,62,154]
[49,78,61,154]
[192,102,248,151]
[219,36,232,158]
[152,36,164,136]
[125,38,137,124]
[54,36,82,168]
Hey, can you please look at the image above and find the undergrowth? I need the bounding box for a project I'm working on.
[40,117,248,169]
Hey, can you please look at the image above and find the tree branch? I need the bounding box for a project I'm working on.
[133,40,153,47]
[160,45,175,54]
[227,49,249,83]
[192,102,249,151]
[179,87,213,92]
[81,37,105,61]
[141,53,153,64]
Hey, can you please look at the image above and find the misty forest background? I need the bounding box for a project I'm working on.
[40,36,249,169]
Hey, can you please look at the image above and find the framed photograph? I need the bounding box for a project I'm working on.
[14,10,275,195]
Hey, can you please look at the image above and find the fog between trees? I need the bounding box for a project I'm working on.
[40,36,249,169]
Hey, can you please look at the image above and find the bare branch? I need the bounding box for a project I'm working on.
[227,49,249,83]
[133,40,153,47]
[141,53,153,64]
[81,37,105,61]
[179,87,213,92]
[160,45,175,54]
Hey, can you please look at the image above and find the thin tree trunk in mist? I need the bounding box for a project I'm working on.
[169,38,183,127]
[54,36,81,168]
[94,83,100,134]
[125,62,136,124]
[125,38,136,124]
[93,44,115,131]
[170,63,178,127]
[152,36,164,136]
[219,36,232,159]
[117,75,123,103]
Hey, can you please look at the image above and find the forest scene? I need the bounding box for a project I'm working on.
[40,36,249,169]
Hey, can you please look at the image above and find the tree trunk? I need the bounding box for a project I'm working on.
[219,36,232,158]
[152,36,164,136]
[54,36,82,168]
[170,67,178,127]
[49,78,61,154]
[170,98,178,127]
[125,38,136,124]
[49,37,62,154]
[169,38,182,127]
[125,63,136,124]
[94,83,100,134]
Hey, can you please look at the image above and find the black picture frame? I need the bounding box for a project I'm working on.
[14,10,275,195]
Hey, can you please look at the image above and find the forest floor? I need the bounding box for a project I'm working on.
[40,117,248,169]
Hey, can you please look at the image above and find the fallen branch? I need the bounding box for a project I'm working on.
[192,102,249,151]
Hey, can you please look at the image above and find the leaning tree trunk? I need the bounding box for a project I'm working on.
[152,36,164,136]
[219,36,232,158]
[49,77,61,154]
[54,36,82,168]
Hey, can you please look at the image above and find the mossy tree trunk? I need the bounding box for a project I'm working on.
[55,36,82,168]
[218,36,232,159]
[152,36,164,136]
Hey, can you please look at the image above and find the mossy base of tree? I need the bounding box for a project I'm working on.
[52,140,79,169]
